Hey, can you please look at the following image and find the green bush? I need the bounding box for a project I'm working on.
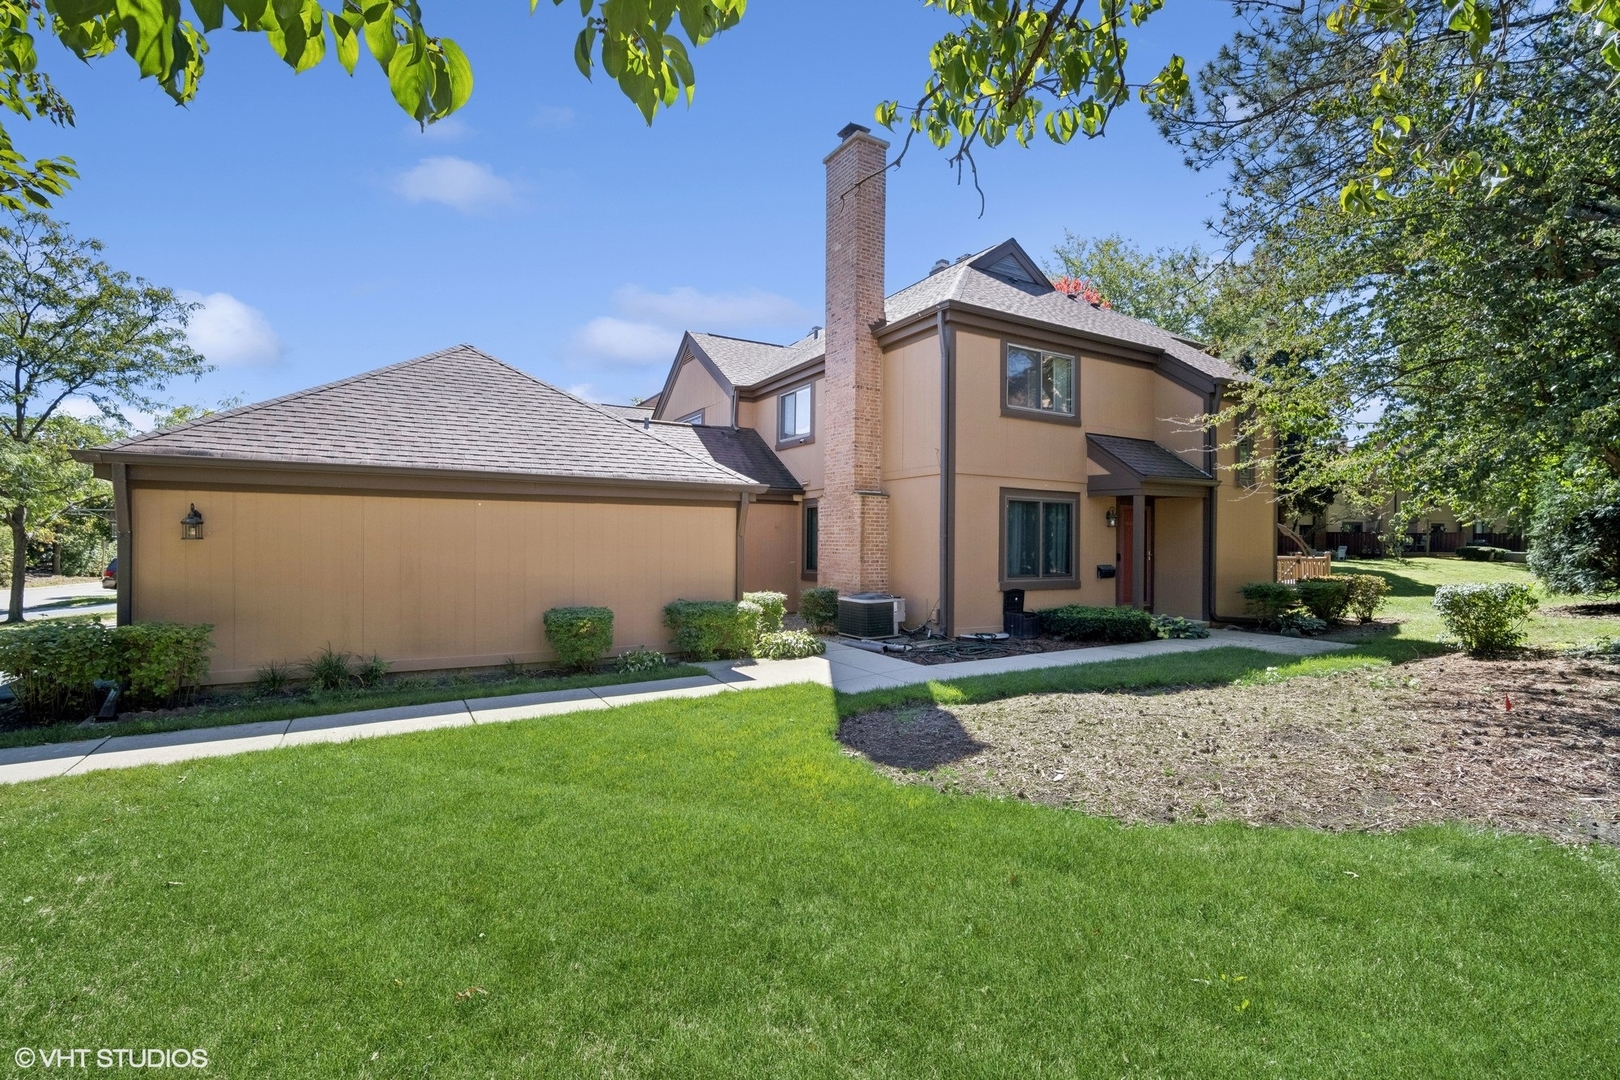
[617,646,667,674]
[0,619,214,722]
[113,622,213,708]
[1275,611,1328,636]
[1241,582,1300,620]
[1527,482,1620,595]
[1433,582,1539,657]
[1342,574,1392,623]
[742,591,786,636]
[543,606,615,671]
[0,619,112,721]
[1152,614,1209,639]
[663,600,758,661]
[1295,578,1351,622]
[1035,605,1157,643]
[354,653,392,688]
[254,660,293,696]
[1457,545,1505,562]
[755,629,825,659]
[304,645,353,691]
[799,587,838,633]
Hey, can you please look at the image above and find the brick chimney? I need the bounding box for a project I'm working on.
[820,122,890,596]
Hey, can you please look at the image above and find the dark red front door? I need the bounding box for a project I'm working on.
[1115,499,1133,606]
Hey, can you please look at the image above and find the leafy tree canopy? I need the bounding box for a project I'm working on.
[0,0,1615,211]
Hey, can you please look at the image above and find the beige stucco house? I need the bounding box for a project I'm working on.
[75,123,1274,682]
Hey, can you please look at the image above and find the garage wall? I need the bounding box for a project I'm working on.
[130,485,738,684]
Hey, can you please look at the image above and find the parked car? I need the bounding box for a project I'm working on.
[102,558,117,589]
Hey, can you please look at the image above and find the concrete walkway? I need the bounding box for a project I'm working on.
[0,629,1346,786]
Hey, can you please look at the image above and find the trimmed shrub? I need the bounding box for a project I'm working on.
[1456,544,1505,562]
[1153,614,1209,639]
[1342,574,1391,623]
[617,646,667,674]
[304,645,353,691]
[664,600,758,661]
[1433,582,1539,657]
[1241,582,1300,620]
[755,629,825,660]
[113,622,213,708]
[0,619,214,722]
[742,591,787,636]
[0,619,112,722]
[799,587,838,633]
[1035,605,1157,643]
[543,606,615,671]
[1296,578,1351,622]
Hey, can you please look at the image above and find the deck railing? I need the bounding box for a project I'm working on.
[1277,554,1333,583]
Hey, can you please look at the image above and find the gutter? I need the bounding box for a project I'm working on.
[1202,387,1219,622]
[937,309,956,637]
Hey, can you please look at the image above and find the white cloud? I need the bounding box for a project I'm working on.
[573,317,681,367]
[612,285,808,328]
[564,382,599,401]
[531,105,575,129]
[568,285,810,368]
[391,156,519,213]
[178,291,283,367]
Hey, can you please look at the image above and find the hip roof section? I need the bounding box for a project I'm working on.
[84,345,761,491]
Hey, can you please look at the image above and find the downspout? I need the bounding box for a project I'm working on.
[112,462,132,627]
[936,309,956,636]
[1202,388,1219,622]
[734,492,750,600]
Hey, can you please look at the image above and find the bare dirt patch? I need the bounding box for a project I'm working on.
[838,653,1620,844]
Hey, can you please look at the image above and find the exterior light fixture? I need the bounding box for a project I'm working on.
[181,504,205,541]
[1105,507,1117,528]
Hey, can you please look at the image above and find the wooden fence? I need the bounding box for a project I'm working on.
[1277,555,1334,583]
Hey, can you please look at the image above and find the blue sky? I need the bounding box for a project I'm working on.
[27,1,1245,414]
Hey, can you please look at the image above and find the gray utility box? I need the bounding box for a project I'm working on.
[837,593,906,639]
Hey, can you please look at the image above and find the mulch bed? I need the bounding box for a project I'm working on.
[838,653,1620,845]
[877,636,1107,666]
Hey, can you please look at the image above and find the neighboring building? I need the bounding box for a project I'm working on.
[75,123,1275,682]
[1287,495,1521,556]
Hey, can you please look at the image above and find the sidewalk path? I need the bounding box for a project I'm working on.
[0,629,1347,786]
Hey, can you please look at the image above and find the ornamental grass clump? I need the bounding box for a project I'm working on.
[304,645,354,691]
[543,606,615,672]
[1432,582,1539,657]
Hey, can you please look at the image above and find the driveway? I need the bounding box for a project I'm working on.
[14,579,115,622]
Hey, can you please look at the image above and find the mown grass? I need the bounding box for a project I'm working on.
[1330,556,1620,649]
[1,683,1617,1077]
[0,665,705,752]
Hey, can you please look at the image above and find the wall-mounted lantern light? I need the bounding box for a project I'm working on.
[181,504,205,541]
[1105,507,1117,528]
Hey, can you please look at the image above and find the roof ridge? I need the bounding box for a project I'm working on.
[107,344,479,451]
[557,379,756,485]
[689,330,792,349]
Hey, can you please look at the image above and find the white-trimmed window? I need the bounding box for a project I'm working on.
[675,409,704,425]
[778,384,813,446]
[1005,344,1076,417]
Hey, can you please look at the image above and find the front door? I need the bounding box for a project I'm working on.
[1114,497,1156,609]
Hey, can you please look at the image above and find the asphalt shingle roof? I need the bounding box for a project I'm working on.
[682,240,1243,391]
[95,345,758,490]
[1087,434,1216,483]
[643,423,804,495]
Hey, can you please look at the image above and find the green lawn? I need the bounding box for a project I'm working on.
[1327,556,1620,650]
[1,683,1616,1076]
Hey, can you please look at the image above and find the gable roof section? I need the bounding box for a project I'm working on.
[688,330,825,392]
[642,423,804,495]
[83,345,759,491]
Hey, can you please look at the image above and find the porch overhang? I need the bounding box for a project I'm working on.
[1085,434,1219,497]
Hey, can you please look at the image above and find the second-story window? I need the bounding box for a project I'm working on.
[1005,344,1075,417]
[675,409,704,425]
[778,384,813,445]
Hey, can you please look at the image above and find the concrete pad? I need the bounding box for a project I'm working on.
[820,644,914,675]
[72,722,291,772]
[470,689,608,724]
[592,675,721,699]
[596,682,735,708]
[705,657,834,689]
[0,737,109,785]
[829,671,909,694]
[279,702,472,746]
[1207,628,1351,655]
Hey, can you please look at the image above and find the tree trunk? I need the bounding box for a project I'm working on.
[52,540,60,576]
[7,505,26,623]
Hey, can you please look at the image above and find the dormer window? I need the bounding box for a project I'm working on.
[1004,344,1076,420]
[777,383,813,448]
